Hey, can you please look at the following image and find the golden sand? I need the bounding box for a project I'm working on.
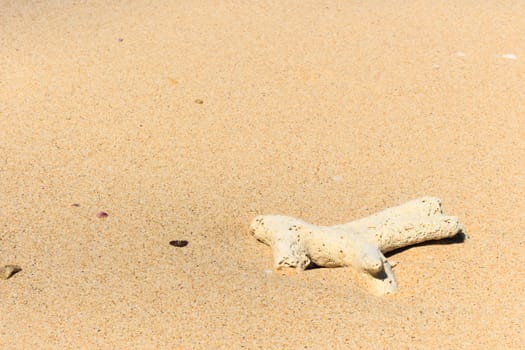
[1,1,524,348]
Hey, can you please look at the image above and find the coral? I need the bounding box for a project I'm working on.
[249,197,464,295]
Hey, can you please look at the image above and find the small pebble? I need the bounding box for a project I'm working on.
[0,265,21,280]
[70,203,80,207]
[169,240,189,247]
[117,38,124,43]
[96,211,109,218]
[456,51,466,57]
[194,99,204,104]
[332,175,343,182]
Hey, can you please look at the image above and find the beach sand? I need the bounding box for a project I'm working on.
[1,0,524,348]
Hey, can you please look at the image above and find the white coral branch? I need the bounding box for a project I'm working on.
[249,197,464,295]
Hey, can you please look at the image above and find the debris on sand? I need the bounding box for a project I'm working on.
[0,265,22,280]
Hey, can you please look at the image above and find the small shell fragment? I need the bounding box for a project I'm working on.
[0,265,21,280]
[502,53,517,60]
[332,175,343,182]
[96,211,109,218]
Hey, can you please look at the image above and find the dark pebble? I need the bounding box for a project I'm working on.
[170,240,189,247]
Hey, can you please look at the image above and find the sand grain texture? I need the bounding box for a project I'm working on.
[1,0,524,348]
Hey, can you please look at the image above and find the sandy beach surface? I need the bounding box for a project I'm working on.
[1,0,524,348]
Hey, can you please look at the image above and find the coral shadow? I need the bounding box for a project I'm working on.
[385,230,467,258]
